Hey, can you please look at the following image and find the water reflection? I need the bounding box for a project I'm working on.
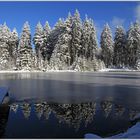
[34,102,51,120]
[10,103,18,113]
[9,100,140,132]
[114,104,125,117]
[20,103,31,119]
[100,101,112,118]
[0,100,139,138]
[34,103,44,119]
[17,73,31,79]
[129,110,139,121]
[43,104,52,120]
[0,105,10,137]
[51,102,96,130]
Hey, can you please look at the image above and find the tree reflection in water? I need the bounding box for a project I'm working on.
[114,104,125,117]
[100,101,112,118]
[34,102,51,120]
[0,105,10,137]
[9,100,140,132]
[34,103,44,119]
[51,102,96,130]
[10,103,18,113]
[129,110,139,121]
[20,103,31,119]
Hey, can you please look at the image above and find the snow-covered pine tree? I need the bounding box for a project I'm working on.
[64,12,73,67]
[42,21,51,58]
[47,18,65,62]
[17,21,33,70]
[0,23,12,70]
[71,10,82,65]
[82,15,91,59]
[127,21,140,69]
[100,23,114,68]
[33,22,44,70]
[89,19,98,60]
[31,48,38,70]
[113,26,126,68]
[42,21,51,70]
[134,21,140,70]
[43,21,51,40]
[9,28,19,69]
[126,23,134,68]
[80,16,99,71]
[49,13,72,70]
[125,23,133,67]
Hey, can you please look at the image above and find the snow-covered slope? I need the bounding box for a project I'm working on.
[85,122,140,139]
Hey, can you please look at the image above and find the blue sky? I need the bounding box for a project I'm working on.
[0,1,139,42]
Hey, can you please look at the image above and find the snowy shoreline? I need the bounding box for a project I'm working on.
[0,70,76,73]
[99,68,138,72]
[0,68,139,73]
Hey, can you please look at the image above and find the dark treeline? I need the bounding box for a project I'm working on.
[0,10,139,71]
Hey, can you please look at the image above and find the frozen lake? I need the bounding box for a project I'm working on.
[0,72,140,138]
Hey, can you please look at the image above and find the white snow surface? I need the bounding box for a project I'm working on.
[0,70,77,73]
[85,122,140,139]
[99,68,137,72]
[0,68,138,73]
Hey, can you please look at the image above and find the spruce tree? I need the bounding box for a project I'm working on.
[134,22,140,70]
[113,26,126,68]
[82,15,91,59]
[127,21,140,69]
[47,18,65,62]
[9,28,19,69]
[89,19,98,60]
[126,23,135,68]
[71,10,82,64]
[42,21,51,70]
[33,22,44,70]
[0,23,11,70]
[17,21,33,70]
[100,23,114,68]
[50,13,72,70]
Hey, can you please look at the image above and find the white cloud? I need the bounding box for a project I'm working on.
[111,17,125,27]
[135,4,140,21]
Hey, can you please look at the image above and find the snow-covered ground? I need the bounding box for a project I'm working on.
[0,70,77,73]
[99,68,137,72]
[0,70,40,73]
[85,122,140,139]
[0,68,138,73]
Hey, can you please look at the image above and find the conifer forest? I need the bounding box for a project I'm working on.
[0,10,140,71]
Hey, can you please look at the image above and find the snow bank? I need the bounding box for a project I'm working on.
[0,70,77,73]
[85,134,101,139]
[0,70,41,73]
[85,122,140,139]
[0,68,139,73]
[99,68,137,72]
[111,122,140,138]
[45,70,76,72]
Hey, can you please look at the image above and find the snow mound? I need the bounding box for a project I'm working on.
[85,122,140,139]
[85,134,101,139]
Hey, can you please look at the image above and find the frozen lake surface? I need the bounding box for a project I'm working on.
[0,72,140,138]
